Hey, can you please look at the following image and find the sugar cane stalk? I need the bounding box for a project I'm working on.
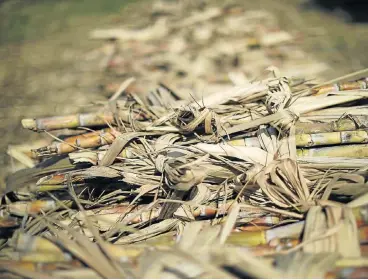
[7,200,72,216]
[22,110,146,132]
[311,77,368,96]
[295,130,368,147]
[229,130,368,148]
[295,116,368,134]
[22,113,115,132]
[76,202,234,227]
[32,128,116,157]
[226,221,304,247]
[297,144,368,158]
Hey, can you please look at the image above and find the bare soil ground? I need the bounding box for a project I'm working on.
[0,0,367,187]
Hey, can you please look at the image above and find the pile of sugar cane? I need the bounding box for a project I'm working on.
[88,0,330,97]
[1,69,368,278]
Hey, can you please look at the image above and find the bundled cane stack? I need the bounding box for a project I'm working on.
[1,68,368,278]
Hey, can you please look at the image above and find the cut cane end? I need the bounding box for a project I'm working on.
[21,119,37,130]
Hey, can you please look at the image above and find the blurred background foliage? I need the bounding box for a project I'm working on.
[0,0,140,45]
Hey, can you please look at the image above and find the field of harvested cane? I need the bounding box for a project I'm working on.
[1,0,368,279]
